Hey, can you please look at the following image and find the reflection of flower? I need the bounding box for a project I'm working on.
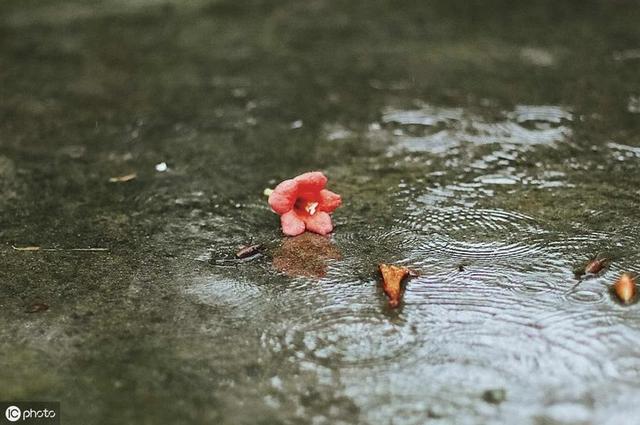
[268,171,341,236]
[273,233,341,278]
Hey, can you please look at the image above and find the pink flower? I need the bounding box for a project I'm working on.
[268,171,342,236]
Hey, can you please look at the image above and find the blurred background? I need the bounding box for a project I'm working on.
[1,1,640,424]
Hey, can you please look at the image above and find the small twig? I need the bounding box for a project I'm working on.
[108,173,137,183]
[12,246,109,252]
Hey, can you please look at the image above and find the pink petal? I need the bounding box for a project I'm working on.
[294,171,327,192]
[280,210,306,236]
[303,211,333,235]
[318,189,341,212]
[268,179,298,214]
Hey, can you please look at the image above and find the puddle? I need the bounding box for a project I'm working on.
[3,1,640,424]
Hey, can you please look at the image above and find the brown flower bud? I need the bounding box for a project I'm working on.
[584,257,609,275]
[613,273,637,304]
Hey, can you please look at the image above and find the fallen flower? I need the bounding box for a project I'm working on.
[379,264,415,308]
[268,171,341,236]
[613,272,637,304]
[108,173,137,183]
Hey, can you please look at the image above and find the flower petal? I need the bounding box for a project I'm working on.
[280,210,306,236]
[318,189,342,212]
[294,171,327,192]
[268,179,298,214]
[303,211,333,235]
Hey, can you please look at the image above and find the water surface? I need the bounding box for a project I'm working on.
[1,1,640,424]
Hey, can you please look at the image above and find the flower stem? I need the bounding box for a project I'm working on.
[263,188,274,197]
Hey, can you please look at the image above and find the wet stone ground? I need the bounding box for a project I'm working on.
[2,1,640,424]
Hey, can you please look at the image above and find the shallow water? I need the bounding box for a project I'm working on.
[2,1,640,424]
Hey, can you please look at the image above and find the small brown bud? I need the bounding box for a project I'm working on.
[613,273,637,304]
[584,257,609,275]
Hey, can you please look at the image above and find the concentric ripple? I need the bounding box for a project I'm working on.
[395,206,546,261]
[380,103,573,154]
[261,303,421,369]
[508,105,573,124]
[184,276,275,321]
[336,226,423,254]
[400,206,541,234]
[381,104,464,126]
[418,237,542,259]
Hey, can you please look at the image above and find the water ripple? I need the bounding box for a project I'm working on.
[380,103,573,155]
[399,206,542,234]
[262,303,421,369]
